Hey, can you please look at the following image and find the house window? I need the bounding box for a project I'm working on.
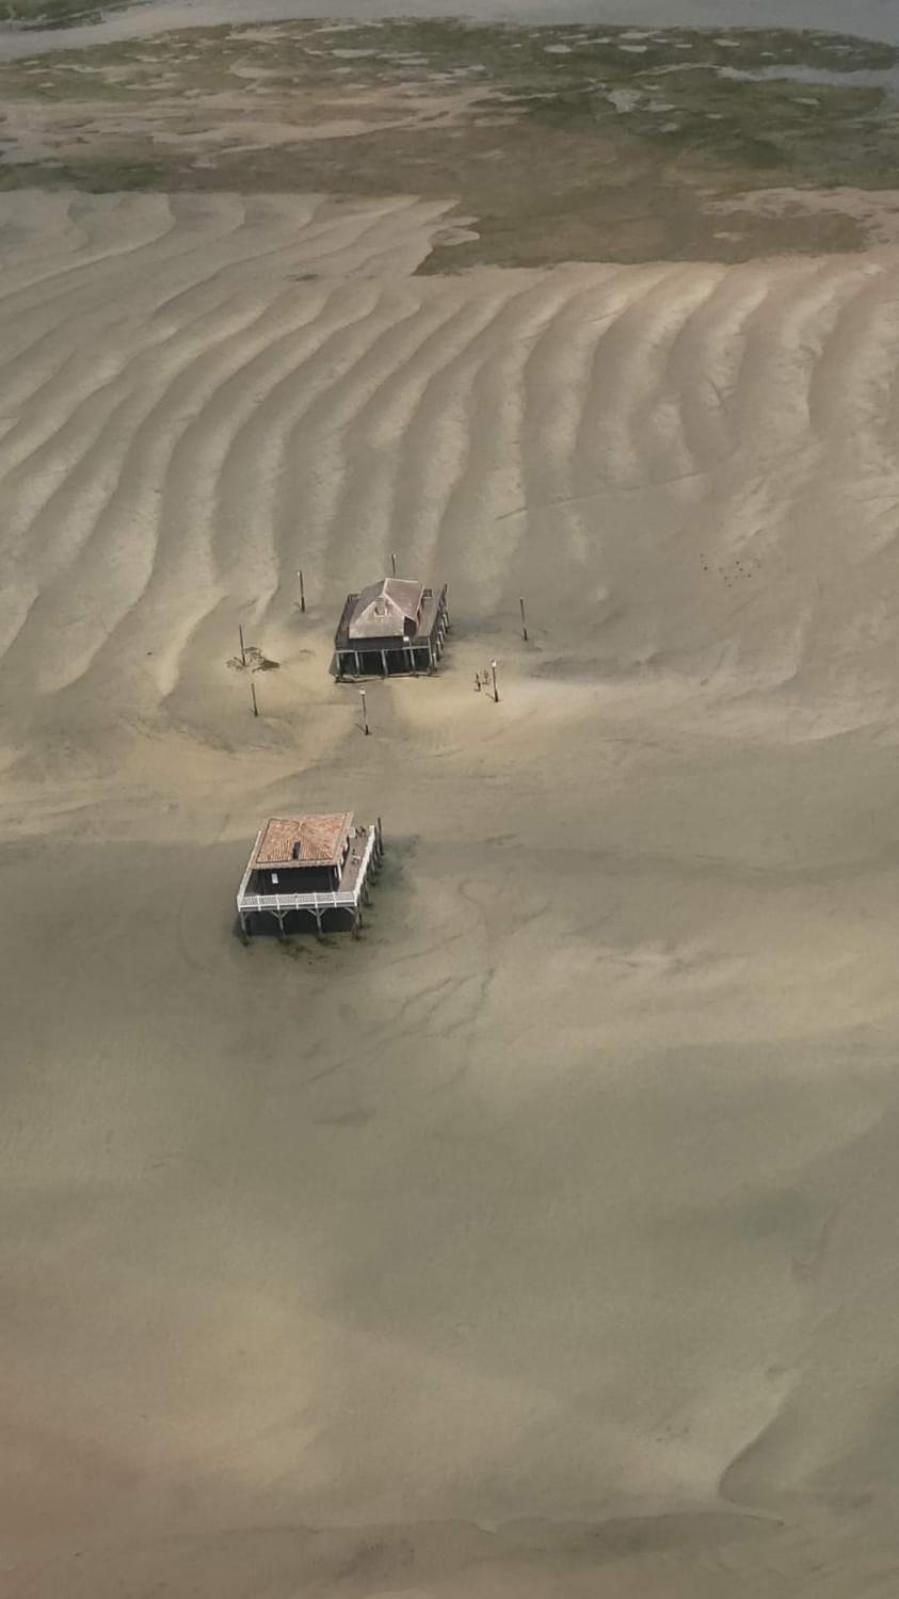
[271,872,279,886]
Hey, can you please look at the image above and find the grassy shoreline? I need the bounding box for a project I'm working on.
[2,19,899,264]
[0,0,132,26]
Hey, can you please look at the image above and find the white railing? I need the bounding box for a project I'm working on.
[237,826,377,916]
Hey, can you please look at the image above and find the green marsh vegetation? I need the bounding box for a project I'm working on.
[2,20,899,262]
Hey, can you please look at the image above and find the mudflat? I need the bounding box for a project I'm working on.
[4,19,899,1599]
[6,22,899,263]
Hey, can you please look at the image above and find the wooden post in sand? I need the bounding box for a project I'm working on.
[491,659,499,704]
[390,552,397,577]
[360,689,370,736]
[251,681,259,718]
[519,596,528,642]
[297,569,306,613]
[239,624,247,667]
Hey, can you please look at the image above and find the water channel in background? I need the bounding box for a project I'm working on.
[1,0,899,62]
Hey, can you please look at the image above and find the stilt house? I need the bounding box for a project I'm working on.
[335,576,449,678]
[237,812,383,936]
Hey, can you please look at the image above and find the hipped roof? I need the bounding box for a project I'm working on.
[252,813,353,868]
[349,577,423,639]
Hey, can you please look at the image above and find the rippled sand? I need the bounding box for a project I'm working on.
[4,191,899,1596]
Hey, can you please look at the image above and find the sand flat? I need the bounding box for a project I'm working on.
[3,191,899,1595]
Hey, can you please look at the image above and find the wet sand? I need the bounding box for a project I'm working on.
[3,188,899,1594]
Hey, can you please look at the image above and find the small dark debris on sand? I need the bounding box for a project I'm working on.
[227,645,279,672]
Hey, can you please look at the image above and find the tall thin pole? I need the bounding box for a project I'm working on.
[519,596,528,642]
[390,551,397,577]
[297,569,306,613]
[491,659,499,704]
[360,689,370,736]
[250,681,258,717]
[239,623,246,667]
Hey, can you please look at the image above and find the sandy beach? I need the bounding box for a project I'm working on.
[5,60,899,1596]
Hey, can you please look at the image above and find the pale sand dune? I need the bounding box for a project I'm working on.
[4,192,899,1595]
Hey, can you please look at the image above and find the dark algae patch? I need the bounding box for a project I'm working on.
[2,20,899,264]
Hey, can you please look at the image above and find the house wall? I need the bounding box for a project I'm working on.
[251,865,338,895]
[338,644,431,676]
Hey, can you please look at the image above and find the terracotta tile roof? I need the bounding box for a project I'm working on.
[252,813,353,868]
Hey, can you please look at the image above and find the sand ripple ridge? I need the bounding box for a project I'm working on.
[2,191,899,719]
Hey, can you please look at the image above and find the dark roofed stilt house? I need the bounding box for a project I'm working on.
[335,576,449,678]
[237,812,384,937]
